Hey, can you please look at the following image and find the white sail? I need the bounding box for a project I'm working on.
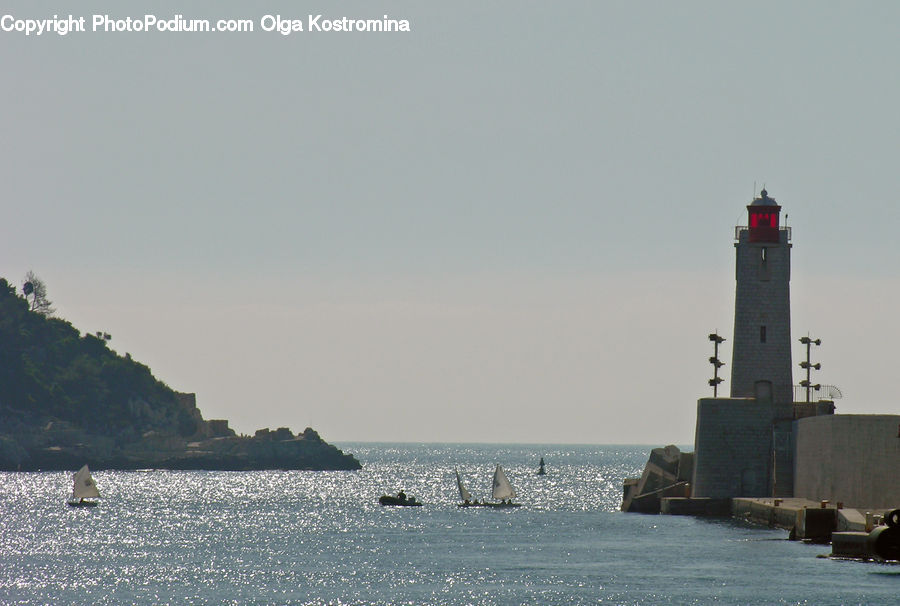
[491,464,516,501]
[456,469,473,502]
[71,465,100,500]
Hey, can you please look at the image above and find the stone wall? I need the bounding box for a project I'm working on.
[208,419,235,437]
[174,391,212,438]
[692,395,793,498]
[794,414,900,509]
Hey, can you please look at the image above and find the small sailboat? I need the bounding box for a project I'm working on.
[456,468,479,507]
[538,457,546,476]
[67,464,100,507]
[487,464,520,508]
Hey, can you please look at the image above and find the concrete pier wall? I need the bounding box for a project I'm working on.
[692,396,792,498]
[794,414,900,509]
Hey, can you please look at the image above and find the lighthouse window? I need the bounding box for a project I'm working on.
[751,213,776,228]
[760,326,767,343]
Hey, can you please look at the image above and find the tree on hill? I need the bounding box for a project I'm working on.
[0,276,198,440]
[23,270,54,316]
[0,276,361,471]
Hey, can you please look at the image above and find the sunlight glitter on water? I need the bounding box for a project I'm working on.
[6,444,898,605]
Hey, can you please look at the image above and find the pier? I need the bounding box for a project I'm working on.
[661,496,900,560]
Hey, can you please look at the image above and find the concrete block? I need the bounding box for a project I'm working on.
[661,497,731,516]
[622,481,690,514]
[796,506,836,541]
[837,509,868,532]
[831,532,870,558]
[732,498,823,532]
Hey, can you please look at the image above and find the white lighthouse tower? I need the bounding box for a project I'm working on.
[730,189,793,404]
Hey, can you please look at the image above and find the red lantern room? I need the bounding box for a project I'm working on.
[747,189,781,243]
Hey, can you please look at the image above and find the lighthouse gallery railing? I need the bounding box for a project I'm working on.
[734,225,792,241]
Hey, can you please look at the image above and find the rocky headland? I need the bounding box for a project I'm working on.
[0,278,360,471]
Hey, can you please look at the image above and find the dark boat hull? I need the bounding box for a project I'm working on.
[66,500,98,508]
[458,502,521,508]
[379,496,422,506]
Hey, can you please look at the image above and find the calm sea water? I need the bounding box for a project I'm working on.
[1,443,897,605]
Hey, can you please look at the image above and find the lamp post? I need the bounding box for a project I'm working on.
[708,332,726,397]
[799,335,822,403]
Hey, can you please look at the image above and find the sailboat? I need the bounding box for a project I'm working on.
[456,468,480,507]
[487,464,520,508]
[538,457,546,475]
[67,464,100,507]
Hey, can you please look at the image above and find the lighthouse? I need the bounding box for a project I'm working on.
[625,188,900,510]
[689,190,900,505]
[690,189,796,498]
[730,189,793,404]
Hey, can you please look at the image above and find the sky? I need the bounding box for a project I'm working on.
[2,1,899,445]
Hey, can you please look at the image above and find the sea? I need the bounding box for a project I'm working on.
[2,443,898,605]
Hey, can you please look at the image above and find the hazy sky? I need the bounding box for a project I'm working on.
[3,1,899,444]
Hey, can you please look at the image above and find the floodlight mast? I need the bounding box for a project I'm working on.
[708,332,726,397]
[799,335,822,403]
